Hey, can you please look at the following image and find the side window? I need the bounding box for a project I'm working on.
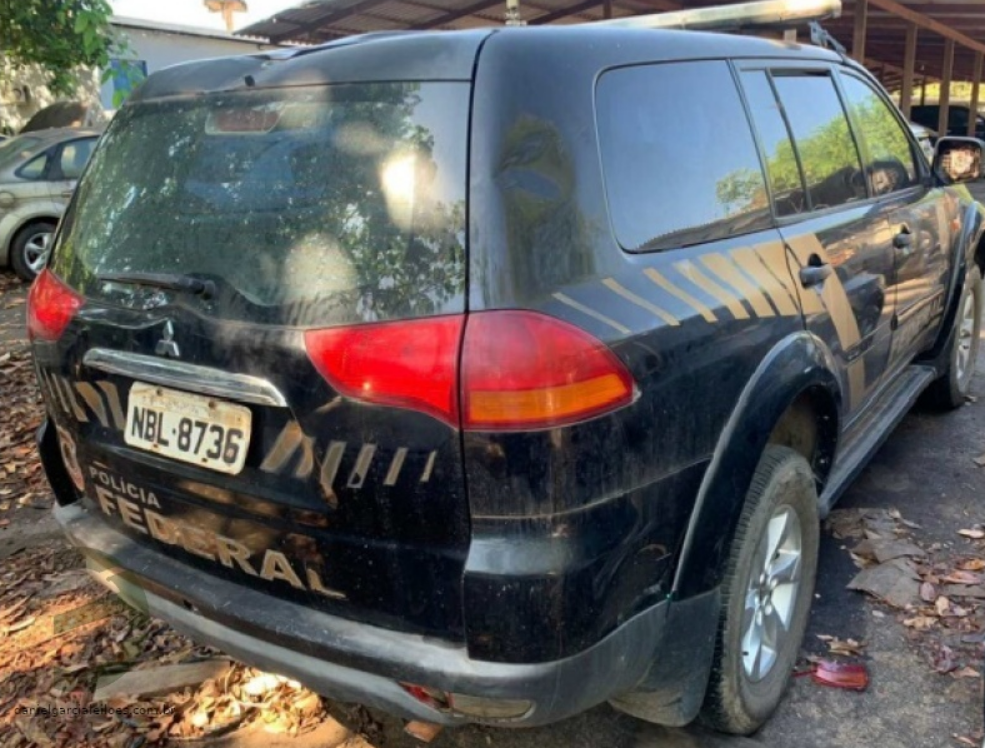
[740,71,805,217]
[18,153,48,180]
[58,138,97,180]
[771,74,867,211]
[596,61,771,252]
[840,74,919,196]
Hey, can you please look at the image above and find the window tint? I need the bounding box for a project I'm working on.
[740,71,806,217]
[840,75,918,195]
[58,138,97,180]
[18,153,48,180]
[772,74,867,210]
[597,61,771,252]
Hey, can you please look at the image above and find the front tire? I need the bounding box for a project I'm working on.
[928,265,982,410]
[700,446,819,735]
[10,221,56,282]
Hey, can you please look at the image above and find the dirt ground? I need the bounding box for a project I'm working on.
[1,268,984,748]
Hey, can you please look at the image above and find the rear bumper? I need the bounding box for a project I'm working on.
[54,501,695,727]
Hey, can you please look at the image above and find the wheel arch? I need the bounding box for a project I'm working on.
[671,331,841,600]
[2,213,60,266]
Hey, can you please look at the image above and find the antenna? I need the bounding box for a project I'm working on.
[592,0,841,32]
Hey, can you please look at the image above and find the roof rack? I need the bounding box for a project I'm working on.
[592,0,841,32]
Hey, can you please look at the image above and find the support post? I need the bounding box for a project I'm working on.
[920,76,927,106]
[939,38,954,136]
[900,24,917,118]
[971,52,983,137]
[603,0,612,19]
[852,0,868,62]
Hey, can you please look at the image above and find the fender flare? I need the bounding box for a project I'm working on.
[671,331,841,599]
[923,198,985,361]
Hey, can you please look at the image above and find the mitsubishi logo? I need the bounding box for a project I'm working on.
[155,321,181,359]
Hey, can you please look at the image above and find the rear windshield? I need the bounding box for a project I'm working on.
[51,82,468,326]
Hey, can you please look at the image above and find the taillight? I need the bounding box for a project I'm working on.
[27,269,84,342]
[304,311,634,431]
[461,311,634,430]
[304,315,465,427]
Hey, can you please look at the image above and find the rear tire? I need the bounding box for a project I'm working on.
[11,221,56,282]
[928,265,982,410]
[699,446,819,735]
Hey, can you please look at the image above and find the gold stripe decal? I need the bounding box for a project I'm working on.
[642,268,717,323]
[74,382,109,428]
[732,247,798,317]
[703,252,775,318]
[96,381,127,431]
[384,447,408,487]
[750,244,801,316]
[553,292,631,335]
[785,234,866,408]
[319,441,346,509]
[676,259,750,320]
[602,278,680,327]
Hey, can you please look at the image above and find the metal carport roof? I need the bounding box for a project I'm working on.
[237,0,985,132]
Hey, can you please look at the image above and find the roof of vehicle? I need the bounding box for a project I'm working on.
[130,26,847,102]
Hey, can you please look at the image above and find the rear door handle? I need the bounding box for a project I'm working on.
[893,225,913,250]
[799,260,832,288]
[60,190,74,198]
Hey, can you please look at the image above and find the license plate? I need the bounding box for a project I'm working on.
[125,383,252,474]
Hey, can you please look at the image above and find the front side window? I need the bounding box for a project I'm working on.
[597,61,771,252]
[771,74,867,211]
[840,74,919,196]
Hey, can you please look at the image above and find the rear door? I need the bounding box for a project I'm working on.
[837,71,948,370]
[39,81,473,639]
[46,136,98,208]
[738,65,896,419]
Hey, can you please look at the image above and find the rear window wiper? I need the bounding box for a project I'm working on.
[98,272,216,300]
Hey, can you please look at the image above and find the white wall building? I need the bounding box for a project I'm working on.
[1,16,282,133]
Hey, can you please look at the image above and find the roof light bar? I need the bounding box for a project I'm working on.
[593,0,841,31]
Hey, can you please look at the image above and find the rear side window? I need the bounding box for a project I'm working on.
[740,71,805,217]
[771,74,867,211]
[57,138,97,180]
[51,82,468,327]
[839,74,919,195]
[597,61,771,252]
[17,153,48,180]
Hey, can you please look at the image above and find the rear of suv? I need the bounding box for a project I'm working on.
[30,9,985,736]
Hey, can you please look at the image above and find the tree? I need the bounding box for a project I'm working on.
[1,0,125,95]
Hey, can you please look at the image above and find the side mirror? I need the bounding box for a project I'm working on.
[933,136,984,184]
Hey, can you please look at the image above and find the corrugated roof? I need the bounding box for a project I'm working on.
[235,0,985,87]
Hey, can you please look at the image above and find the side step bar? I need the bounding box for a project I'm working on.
[818,365,937,517]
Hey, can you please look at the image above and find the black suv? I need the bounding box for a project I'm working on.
[29,18,985,737]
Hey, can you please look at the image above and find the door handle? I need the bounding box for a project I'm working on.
[60,190,74,198]
[799,256,832,288]
[893,225,913,250]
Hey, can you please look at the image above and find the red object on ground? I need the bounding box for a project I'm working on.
[810,660,869,691]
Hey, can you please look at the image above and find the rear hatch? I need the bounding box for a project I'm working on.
[35,74,473,638]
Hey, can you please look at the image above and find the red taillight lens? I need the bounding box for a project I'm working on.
[304,311,634,431]
[461,311,635,430]
[27,269,84,342]
[304,315,465,427]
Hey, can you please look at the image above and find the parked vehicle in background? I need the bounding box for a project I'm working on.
[28,0,985,737]
[911,104,985,140]
[909,122,936,161]
[0,127,101,281]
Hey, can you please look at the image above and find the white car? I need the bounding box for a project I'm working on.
[0,127,101,281]
[910,122,936,163]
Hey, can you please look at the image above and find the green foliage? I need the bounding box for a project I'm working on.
[1,0,126,94]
